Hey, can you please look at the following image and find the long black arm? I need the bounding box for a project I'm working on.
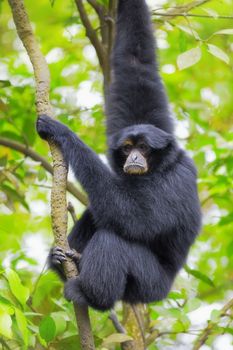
[106,0,173,135]
[37,115,113,196]
[37,116,195,243]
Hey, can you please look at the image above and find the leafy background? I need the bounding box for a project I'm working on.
[0,0,232,349]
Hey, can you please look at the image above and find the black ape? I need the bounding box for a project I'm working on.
[37,0,201,311]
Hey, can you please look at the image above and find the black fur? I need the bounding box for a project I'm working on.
[37,0,201,311]
[106,0,173,135]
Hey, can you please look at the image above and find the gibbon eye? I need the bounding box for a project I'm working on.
[138,143,149,153]
[122,144,133,155]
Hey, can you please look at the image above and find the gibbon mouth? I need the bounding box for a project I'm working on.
[124,163,148,175]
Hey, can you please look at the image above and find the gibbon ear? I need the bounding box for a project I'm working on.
[108,134,120,150]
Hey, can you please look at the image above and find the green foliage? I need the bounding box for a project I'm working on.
[0,0,233,349]
[39,316,56,343]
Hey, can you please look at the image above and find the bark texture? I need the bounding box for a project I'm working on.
[7,1,94,349]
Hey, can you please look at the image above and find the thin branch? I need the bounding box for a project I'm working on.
[87,0,104,17]
[0,137,88,206]
[0,339,11,350]
[145,329,160,346]
[153,12,233,20]
[68,201,77,223]
[163,0,211,14]
[153,0,211,27]
[7,1,94,349]
[193,298,233,350]
[108,0,117,58]
[74,0,114,93]
[146,329,201,347]
[74,0,106,70]
[109,310,126,334]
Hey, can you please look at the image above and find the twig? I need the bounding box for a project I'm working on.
[153,0,211,28]
[163,0,211,14]
[7,1,94,349]
[0,339,11,350]
[145,329,160,346]
[74,0,106,70]
[193,298,233,350]
[74,0,114,93]
[146,329,201,346]
[153,12,233,20]
[0,137,88,205]
[68,201,77,223]
[87,0,104,17]
[109,310,126,334]
[108,0,117,59]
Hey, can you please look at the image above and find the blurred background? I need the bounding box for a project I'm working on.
[0,0,232,349]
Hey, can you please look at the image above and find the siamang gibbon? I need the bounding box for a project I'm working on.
[37,0,201,311]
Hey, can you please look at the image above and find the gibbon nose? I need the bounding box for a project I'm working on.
[132,154,138,162]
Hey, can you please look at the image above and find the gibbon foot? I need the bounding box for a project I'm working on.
[50,246,67,265]
[65,249,82,263]
[50,247,81,266]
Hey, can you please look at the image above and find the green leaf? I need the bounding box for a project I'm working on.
[180,314,191,330]
[39,316,56,343]
[168,291,184,300]
[5,268,30,307]
[219,213,233,226]
[214,29,233,35]
[15,309,28,346]
[103,333,133,345]
[207,44,230,64]
[0,296,14,315]
[227,241,233,256]
[224,327,233,335]
[0,156,7,167]
[177,47,202,70]
[185,266,215,287]
[173,320,184,333]
[37,167,47,181]
[2,184,30,211]
[0,80,11,88]
[150,310,159,320]
[51,312,67,336]
[0,308,12,339]
[164,308,182,318]
[203,8,218,18]
[184,298,201,312]
[210,309,221,322]
[176,24,200,40]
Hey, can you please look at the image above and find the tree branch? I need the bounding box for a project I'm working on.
[107,0,117,61]
[153,12,233,20]
[74,0,114,93]
[74,0,106,70]
[109,310,126,334]
[0,137,88,206]
[193,298,233,350]
[122,304,145,350]
[68,201,77,223]
[153,0,211,26]
[7,1,94,349]
[87,0,104,17]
